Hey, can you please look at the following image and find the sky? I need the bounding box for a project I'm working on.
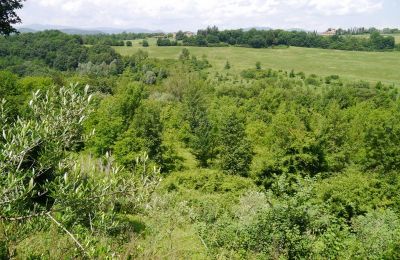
[17,0,400,32]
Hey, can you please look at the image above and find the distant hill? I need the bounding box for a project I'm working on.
[287,28,308,32]
[242,26,273,31]
[241,27,308,32]
[16,24,163,35]
[18,28,37,33]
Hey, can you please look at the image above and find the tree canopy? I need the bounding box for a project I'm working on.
[0,0,24,35]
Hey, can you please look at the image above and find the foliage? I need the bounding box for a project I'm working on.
[113,101,179,172]
[157,38,177,46]
[182,79,216,167]
[0,31,123,72]
[180,26,397,51]
[219,112,253,176]
[1,84,91,220]
[265,104,325,177]
[85,82,144,155]
[0,84,161,258]
[162,170,255,194]
[2,26,400,258]
[0,0,25,35]
[362,108,400,173]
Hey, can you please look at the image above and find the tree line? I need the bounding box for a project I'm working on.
[176,26,398,51]
[336,27,400,35]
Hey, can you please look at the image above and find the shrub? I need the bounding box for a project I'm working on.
[161,170,255,194]
[0,85,161,257]
[224,61,231,70]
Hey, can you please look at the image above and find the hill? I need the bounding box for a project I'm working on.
[16,24,163,34]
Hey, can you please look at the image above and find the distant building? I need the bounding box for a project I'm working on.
[154,34,166,39]
[184,31,195,37]
[172,31,195,39]
[321,28,337,36]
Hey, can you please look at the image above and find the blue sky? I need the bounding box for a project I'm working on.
[18,0,400,31]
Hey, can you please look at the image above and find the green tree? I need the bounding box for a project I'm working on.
[88,44,121,65]
[175,30,185,41]
[85,83,143,155]
[0,0,25,35]
[318,102,350,172]
[219,111,253,176]
[0,71,21,117]
[255,61,261,70]
[249,35,266,48]
[362,108,400,172]
[126,40,132,46]
[142,39,149,47]
[183,80,215,167]
[113,102,164,169]
[267,104,325,176]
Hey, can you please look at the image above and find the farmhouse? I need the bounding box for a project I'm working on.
[172,31,195,39]
[321,28,337,36]
[184,31,195,37]
[154,33,167,39]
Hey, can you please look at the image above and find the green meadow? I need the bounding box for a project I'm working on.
[115,40,400,86]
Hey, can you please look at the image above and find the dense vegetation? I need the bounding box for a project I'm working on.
[81,32,162,46]
[2,29,400,258]
[180,26,398,51]
[336,27,400,35]
[0,30,124,73]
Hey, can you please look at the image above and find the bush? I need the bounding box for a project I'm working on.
[161,170,255,194]
[362,109,400,172]
[315,170,392,220]
[197,180,349,259]
[0,85,161,257]
[349,209,400,259]
[157,38,177,46]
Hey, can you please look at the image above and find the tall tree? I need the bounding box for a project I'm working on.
[0,0,25,35]
[183,80,215,167]
[219,112,253,176]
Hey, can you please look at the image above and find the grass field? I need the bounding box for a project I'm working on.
[115,39,400,85]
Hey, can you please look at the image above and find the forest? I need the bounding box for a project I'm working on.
[1,3,400,257]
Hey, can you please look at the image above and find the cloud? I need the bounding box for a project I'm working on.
[307,0,383,15]
[19,0,386,31]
